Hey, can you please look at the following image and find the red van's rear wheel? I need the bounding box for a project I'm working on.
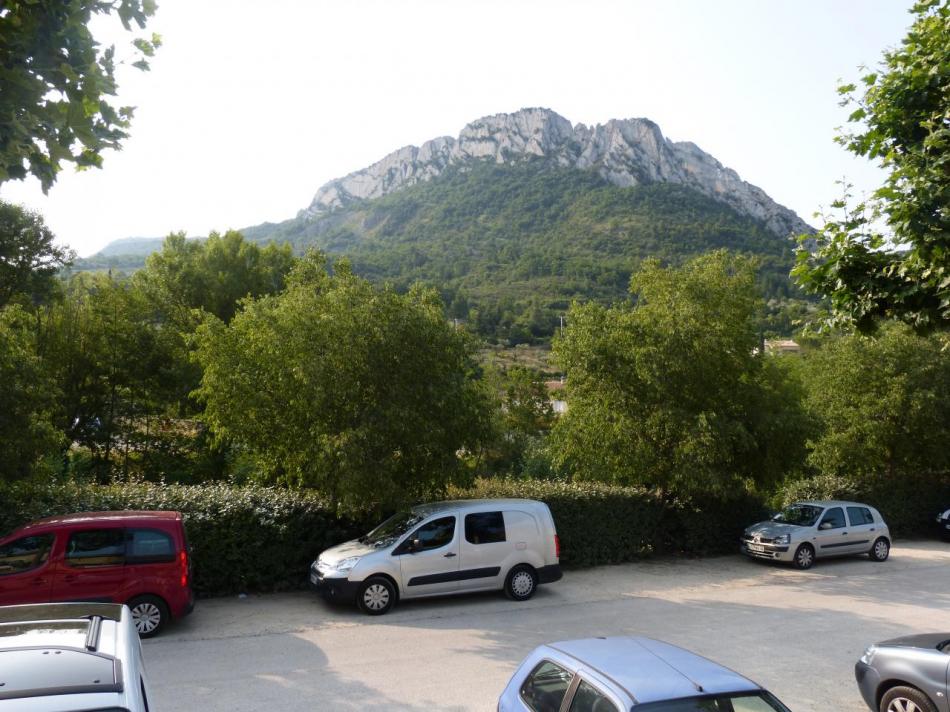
[128,595,169,637]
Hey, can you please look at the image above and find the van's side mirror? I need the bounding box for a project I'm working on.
[410,538,421,553]
[819,521,832,530]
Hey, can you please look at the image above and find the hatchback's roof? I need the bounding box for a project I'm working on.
[0,603,127,706]
[794,500,873,509]
[545,637,761,704]
[16,510,182,531]
[410,499,546,516]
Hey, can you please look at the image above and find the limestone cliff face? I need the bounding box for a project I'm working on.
[302,108,810,238]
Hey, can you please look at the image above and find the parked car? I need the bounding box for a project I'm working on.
[0,511,194,637]
[936,507,950,541]
[498,636,793,712]
[0,602,153,711]
[311,499,561,615]
[740,500,891,570]
[855,633,950,712]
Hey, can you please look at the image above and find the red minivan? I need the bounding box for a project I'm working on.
[0,511,194,637]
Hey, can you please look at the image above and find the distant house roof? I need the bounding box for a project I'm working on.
[765,339,800,354]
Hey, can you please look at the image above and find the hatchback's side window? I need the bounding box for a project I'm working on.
[66,529,125,567]
[465,512,506,544]
[569,679,619,712]
[412,516,456,552]
[127,529,176,564]
[520,660,574,712]
[0,535,54,575]
[819,507,845,529]
[847,507,874,527]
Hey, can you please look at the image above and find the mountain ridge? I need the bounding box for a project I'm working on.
[299,107,811,239]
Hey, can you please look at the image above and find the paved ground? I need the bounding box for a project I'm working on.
[144,540,950,712]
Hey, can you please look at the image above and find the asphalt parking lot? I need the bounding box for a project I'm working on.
[144,540,950,711]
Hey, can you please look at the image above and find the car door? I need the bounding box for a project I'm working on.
[846,506,878,553]
[395,514,460,597]
[50,526,128,603]
[0,532,56,606]
[459,510,508,592]
[813,506,852,557]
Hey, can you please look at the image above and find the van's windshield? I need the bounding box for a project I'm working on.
[359,511,424,548]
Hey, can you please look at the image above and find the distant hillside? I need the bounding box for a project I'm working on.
[77,109,813,340]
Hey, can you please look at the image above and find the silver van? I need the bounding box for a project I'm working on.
[310,499,562,615]
[0,602,152,711]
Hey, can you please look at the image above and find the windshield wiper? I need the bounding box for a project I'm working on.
[937,639,950,652]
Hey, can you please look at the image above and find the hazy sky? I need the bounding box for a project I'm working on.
[0,0,917,257]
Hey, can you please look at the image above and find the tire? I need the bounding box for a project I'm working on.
[880,685,937,712]
[870,537,891,562]
[505,565,538,601]
[357,577,396,615]
[127,595,170,638]
[792,543,815,570]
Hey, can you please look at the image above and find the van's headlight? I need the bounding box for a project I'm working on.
[859,645,877,665]
[333,556,361,574]
[773,533,790,545]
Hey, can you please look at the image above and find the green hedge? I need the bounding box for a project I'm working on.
[778,473,950,537]
[0,480,369,597]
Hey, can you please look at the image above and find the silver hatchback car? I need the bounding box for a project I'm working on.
[741,500,891,570]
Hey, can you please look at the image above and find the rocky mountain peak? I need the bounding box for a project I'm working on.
[301,108,811,238]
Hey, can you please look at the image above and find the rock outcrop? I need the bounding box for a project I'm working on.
[301,108,810,238]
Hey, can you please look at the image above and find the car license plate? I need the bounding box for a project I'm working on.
[748,544,766,553]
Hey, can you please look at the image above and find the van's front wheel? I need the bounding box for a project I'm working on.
[357,577,396,615]
[505,565,538,601]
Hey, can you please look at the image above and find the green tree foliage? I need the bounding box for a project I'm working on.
[194,253,494,511]
[0,201,73,306]
[550,251,811,494]
[794,0,950,333]
[0,0,160,191]
[136,230,296,324]
[801,324,950,478]
[484,366,556,475]
[0,306,63,479]
[35,272,198,479]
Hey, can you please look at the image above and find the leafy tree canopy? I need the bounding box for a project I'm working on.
[194,252,494,511]
[801,324,950,478]
[136,230,296,324]
[551,251,811,494]
[0,0,160,192]
[0,200,73,305]
[794,0,950,334]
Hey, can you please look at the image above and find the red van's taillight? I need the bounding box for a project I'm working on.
[554,535,561,559]
[179,550,188,588]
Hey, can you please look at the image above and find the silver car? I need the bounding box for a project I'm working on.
[856,633,950,712]
[0,602,152,711]
[310,499,562,615]
[741,500,891,570]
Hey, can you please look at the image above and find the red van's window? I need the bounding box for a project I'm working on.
[66,529,125,567]
[0,535,54,575]
[127,529,175,564]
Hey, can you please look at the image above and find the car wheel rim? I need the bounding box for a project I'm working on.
[797,548,813,567]
[363,584,390,610]
[887,698,922,712]
[132,603,161,634]
[875,541,889,559]
[512,571,534,597]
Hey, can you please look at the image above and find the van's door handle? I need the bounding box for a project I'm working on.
[870,528,876,531]
[443,552,457,558]
[63,574,78,583]
[31,578,48,586]
[842,532,848,536]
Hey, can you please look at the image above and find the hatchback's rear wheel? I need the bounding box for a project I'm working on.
[880,685,937,712]
[870,537,891,562]
[128,595,169,638]
[357,577,396,615]
[792,543,815,570]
